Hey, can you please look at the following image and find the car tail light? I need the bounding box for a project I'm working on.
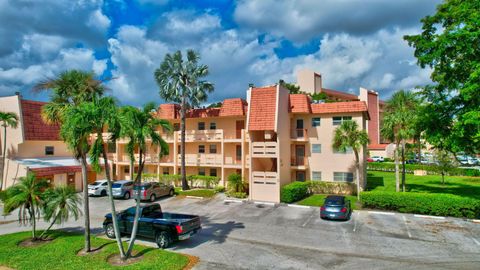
[320,206,326,211]
[143,190,147,197]
[175,225,183,234]
[341,207,347,213]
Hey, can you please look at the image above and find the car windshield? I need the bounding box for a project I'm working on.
[91,181,103,186]
[112,183,121,188]
[325,197,344,206]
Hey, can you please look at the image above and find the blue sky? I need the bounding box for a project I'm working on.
[0,0,441,106]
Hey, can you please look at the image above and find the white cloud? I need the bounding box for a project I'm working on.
[87,9,111,31]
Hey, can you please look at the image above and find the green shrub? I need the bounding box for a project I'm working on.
[226,191,247,199]
[214,186,225,193]
[361,191,480,218]
[308,181,356,195]
[280,182,310,203]
[227,173,244,192]
[143,173,220,188]
[367,162,480,177]
[383,158,393,162]
[188,175,220,189]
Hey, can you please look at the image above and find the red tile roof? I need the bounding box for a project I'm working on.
[220,98,247,117]
[157,98,247,119]
[157,104,180,120]
[30,166,81,177]
[311,101,369,118]
[368,143,389,150]
[21,100,60,141]
[289,94,311,113]
[248,86,277,131]
[322,88,359,101]
[187,108,220,118]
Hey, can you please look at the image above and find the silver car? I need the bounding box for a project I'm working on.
[110,180,134,199]
[88,180,109,196]
[133,182,174,202]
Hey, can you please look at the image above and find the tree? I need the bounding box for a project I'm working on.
[2,173,48,240]
[39,185,82,239]
[433,149,457,185]
[118,102,171,258]
[155,50,214,191]
[404,0,480,154]
[227,173,243,193]
[34,69,105,252]
[381,90,419,192]
[0,111,19,191]
[332,120,369,200]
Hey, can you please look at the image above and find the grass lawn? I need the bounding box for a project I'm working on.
[0,230,189,270]
[366,171,480,200]
[174,187,217,198]
[297,194,360,210]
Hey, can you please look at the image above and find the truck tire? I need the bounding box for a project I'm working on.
[105,223,115,239]
[156,231,171,249]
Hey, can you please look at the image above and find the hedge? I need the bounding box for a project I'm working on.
[367,162,480,177]
[280,182,310,203]
[361,191,480,218]
[308,181,356,195]
[142,173,220,188]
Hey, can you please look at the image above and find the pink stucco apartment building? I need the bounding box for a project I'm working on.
[0,69,388,203]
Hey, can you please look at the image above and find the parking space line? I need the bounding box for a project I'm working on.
[353,212,359,232]
[253,201,275,206]
[287,204,312,209]
[472,238,480,246]
[402,215,412,238]
[302,211,316,227]
[368,211,395,216]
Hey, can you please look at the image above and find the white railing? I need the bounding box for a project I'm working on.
[252,171,278,184]
[177,154,222,166]
[177,130,223,141]
[251,142,278,157]
[224,157,242,166]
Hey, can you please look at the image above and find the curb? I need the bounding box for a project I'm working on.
[186,196,204,199]
[413,214,445,220]
[287,204,313,209]
[470,219,480,224]
[224,199,246,203]
[253,201,276,206]
[368,211,395,216]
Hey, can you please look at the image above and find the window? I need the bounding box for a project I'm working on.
[198,168,205,176]
[177,145,181,154]
[312,171,322,181]
[334,172,354,182]
[312,144,321,154]
[173,123,180,131]
[312,117,321,127]
[107,143,116,153]
[163,167,169,175]
[198,145,205,153]
[198,122,205,130]
[124,167,130,174]
[209,122,216,130]
[45,146,54,155]
[333,147,353,154]
[236,145,242,161]
[209,144,217,154]
[210,168,217,177]
[332,116,353,126]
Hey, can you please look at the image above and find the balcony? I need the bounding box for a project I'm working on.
[251,142,278,158]
[252,171,278,184]
[224,156,242,167]
[291,156,308,169]
[177,154,222,166]
[291,129,308,141]
[178,130,223,142]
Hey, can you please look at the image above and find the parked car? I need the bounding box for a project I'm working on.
[367,157,374,162]
[103,203,201,248]
[371,156,384,162]
[133,182,175,202]
[109,180,134,199]
[320,195,352,221]
[88,180,109,196]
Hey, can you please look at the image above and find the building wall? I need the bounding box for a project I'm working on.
[17,140,71,158]
[277,85,292,187]
[0,95,24,159]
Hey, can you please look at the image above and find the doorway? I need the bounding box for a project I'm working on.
[295,145,305,166]
[296,171,306,182]
[296,119,304,138]
[236,120,245,139]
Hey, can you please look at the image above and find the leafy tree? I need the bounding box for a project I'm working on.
[280,80,302,94]
[207,102,222,108]
[227,173,244,193]
[433,149,457,185]
[0,111,19,190]
[404,0,480,154]
[118,103,171,258]
[381,90,419,192]
[155,50,214,190]
[2,173,48,240]
[39,185,81,239]
[34,69,104,252]
[332,120,369,200]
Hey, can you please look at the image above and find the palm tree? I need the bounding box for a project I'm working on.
[154,50,214,190]
[380,90,419,192]
[34,69,105,252]
[332,120,369,200]
[119,103,171,257]
[0,111,19,191]
[39,185,82,239]
[2,172,49,240]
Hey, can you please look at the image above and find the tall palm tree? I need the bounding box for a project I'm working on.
[332,120,369,200]
[380,90,419,192]
[34,69,105,252]
[39,185,82,239]
[2,172,49,240]
[154,50,214,190]
[119,103,171,257]
[0,111,19,191]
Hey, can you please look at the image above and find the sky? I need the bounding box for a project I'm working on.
[0,0,442,106]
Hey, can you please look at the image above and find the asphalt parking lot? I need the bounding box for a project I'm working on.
[1,194,480,269]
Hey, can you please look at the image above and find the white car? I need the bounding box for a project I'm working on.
[88,180,109,196]
[371,156,384,162]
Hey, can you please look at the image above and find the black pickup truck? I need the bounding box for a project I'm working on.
[103,203,201,248]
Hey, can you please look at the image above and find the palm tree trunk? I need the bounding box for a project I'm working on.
[394,142,400,192]
[125,150,145,258]
[39,212,59,239]
[180,95,189,190]
[80,156,91,252]
[0,124,7,191]
[101,139,126,259]
[354,150,361,201]
[31,203,36,240]
[401,140,406,192]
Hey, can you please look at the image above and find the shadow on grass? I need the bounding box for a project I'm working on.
[406,183,480,200]
[366,173,384,190]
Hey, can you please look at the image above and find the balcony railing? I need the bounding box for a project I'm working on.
[291,129,308,140]
[178,130,223,142]
[252,171,278,184]
[224,156,242,166]
[291,157,308,168]
[251,142,278,157]
[177,154,222,166]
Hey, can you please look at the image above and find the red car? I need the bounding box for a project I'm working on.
[367,157,374,162]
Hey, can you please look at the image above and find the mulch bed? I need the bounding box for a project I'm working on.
[17,237,54,248]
